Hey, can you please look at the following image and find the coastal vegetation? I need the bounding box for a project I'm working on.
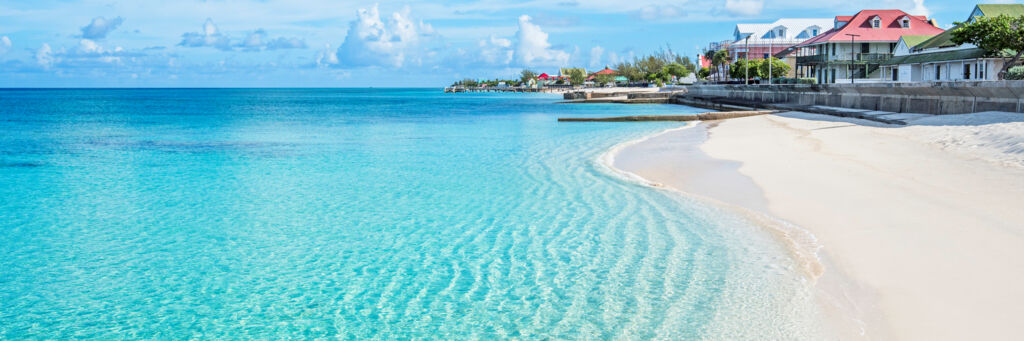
[710,50,730,82]
[613,48,697,83]
[520,70,537,83]
[1008,66,1024,80]
[951,14,1024,79]
[697,67,711,80]
[729,57,791,81]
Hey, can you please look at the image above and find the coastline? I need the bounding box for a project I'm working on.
[606,112,1024,339]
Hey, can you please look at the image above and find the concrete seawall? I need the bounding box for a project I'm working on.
[678,81,1024,115]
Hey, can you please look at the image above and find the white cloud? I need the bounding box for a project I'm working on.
[315,43,339,67]
[589,46,604,68]
[724,0,764,16]
[908,0,930,17]
[80,16,124,39]
[77,39,102,54]
[35,44,54,68]
[240,29,307,52]
[478,35,513,65]
[638,5,686,21]
[335,5,436,68]
[266,37,307,50]
[513,15,569,67]
[179,18,232,51]
[0,36,11,55]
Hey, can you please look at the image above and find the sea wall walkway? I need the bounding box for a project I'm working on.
[678,81,1024,115]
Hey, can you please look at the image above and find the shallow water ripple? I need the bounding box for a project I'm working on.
[1,89,822,339]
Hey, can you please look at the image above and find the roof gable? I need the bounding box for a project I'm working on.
[975,4,1024,19]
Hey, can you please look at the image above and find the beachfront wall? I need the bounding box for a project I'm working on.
[680,81,1024,115]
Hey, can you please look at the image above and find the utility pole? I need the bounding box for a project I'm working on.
[768,32,773,85]
[745,36,750,85]
[845,33,860,84]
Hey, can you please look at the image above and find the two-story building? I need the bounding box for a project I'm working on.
[793,10,944,84]
[727,18,834,63]
[880,4,1024,82]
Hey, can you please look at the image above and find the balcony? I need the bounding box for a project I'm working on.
[796,53,892,65]
[796,54,826,64]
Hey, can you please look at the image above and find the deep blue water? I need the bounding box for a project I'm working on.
[0,89,820,339]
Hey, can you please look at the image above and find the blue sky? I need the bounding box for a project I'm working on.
[0,0,1018,87]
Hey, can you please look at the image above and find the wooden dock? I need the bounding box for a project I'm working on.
[557,110,774,122]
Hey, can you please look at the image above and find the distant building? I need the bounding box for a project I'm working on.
[793,9,944,84]
[592,67,617,76]
[727,18,834,62]
[881,4,1024,82]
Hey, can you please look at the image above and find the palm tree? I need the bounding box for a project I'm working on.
[712,50,730,83]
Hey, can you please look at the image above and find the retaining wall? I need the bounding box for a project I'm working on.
[680,81,1024,115]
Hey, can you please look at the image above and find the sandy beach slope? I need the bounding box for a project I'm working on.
[614,112,1024,339]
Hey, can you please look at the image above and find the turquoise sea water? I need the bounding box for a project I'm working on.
[0,89,821,339]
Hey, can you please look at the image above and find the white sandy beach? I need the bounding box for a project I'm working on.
[614,112,1024,339]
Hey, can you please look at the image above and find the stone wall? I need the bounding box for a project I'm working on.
[680,81,1024,114]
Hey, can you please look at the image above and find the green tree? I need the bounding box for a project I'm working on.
[758,57,791,80]
[595,73,615,86]
[520,69,537,84]
[712,50,730,82]
[697,67,711,80]
[567,69,586,85]
[951,14,1024,79]
[662,63,690,78]
[729,59,749,79]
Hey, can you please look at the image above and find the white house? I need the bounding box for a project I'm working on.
[728,18,834,62]
[882,4,1024,82]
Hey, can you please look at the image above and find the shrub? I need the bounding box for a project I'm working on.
[797,78,817,84]
[697,67,711,80]
[1006,66,1024,80]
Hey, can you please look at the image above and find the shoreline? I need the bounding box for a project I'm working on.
[599,123,869,339]
[605,112,1024,339]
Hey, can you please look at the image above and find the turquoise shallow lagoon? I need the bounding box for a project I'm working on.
[0,89,822,339]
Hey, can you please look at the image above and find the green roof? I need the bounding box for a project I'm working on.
[976,4,1024,17]
[914,4,1024,51]
[915,32,953,50]
[885,47,992,65]
[900,35,935,48]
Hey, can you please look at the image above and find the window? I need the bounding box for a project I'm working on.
[901,19,910,28]
[831,43,836,56]
[890,43,897,53]
[812,29,819,36]
[872,18,881,28]
[935,65,941,80]
[831,68,836,83]
[763,53,769,59]
[892,68,898,81]
[777,29,784,38]
[964,64,971,80]
[861,43,870,54]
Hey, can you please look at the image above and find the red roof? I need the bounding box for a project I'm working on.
[593,67,617,75]
[798,10,942,45]
[538,73,551,79]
